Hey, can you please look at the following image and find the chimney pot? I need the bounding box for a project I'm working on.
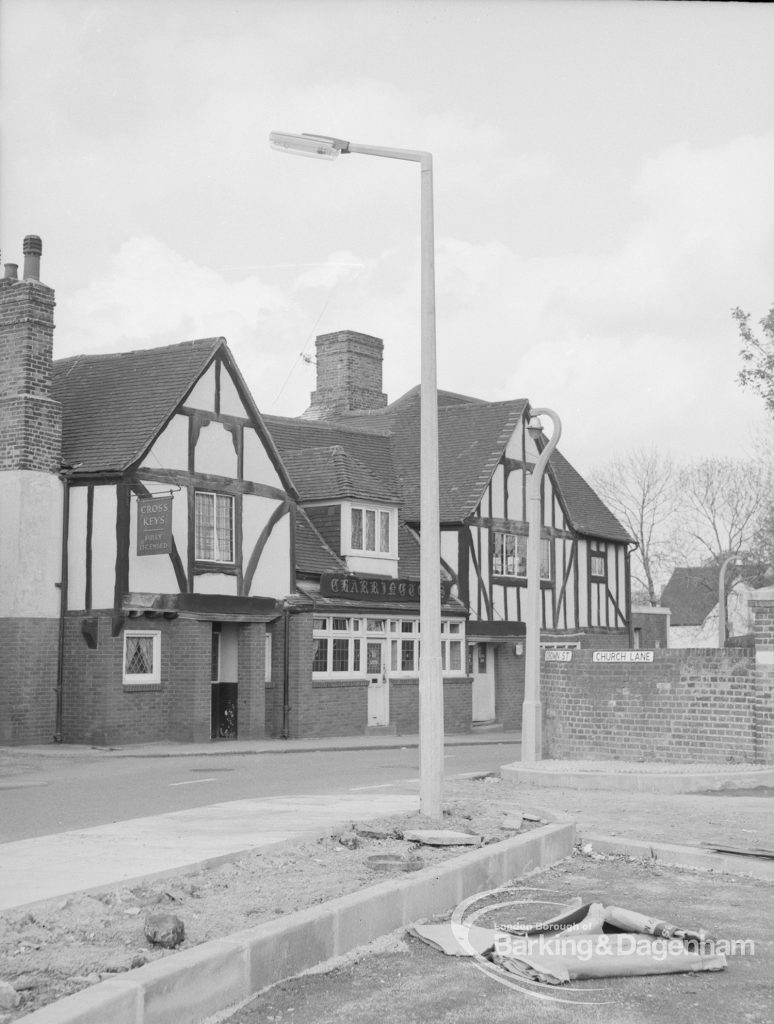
[23,235,42,281]
[4,263,19,280]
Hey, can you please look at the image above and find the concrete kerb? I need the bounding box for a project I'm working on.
[580,832,774,882]
[501,762,774,793]
[19,822,574,1024]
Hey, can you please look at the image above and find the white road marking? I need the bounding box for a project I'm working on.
[169,778,216,787]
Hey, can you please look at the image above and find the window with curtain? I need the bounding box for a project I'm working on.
[195,491,234,562]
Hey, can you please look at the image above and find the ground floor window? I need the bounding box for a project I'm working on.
[123,630,161,685]
[311,615,466,677]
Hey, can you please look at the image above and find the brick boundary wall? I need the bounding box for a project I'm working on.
[540,592,774,765]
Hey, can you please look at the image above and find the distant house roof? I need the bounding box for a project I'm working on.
[661,567,722,626]
[662,564,774,627]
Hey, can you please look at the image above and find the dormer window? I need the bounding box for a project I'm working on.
[349,504,394,555]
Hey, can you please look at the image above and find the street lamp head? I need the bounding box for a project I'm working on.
[269,131,349,160]
[527,416,543,441]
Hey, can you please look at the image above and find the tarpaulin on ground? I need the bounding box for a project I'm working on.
[409,900,727,983]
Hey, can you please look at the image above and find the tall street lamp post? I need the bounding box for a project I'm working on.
[269,132,444,817]
[718,554,742,648]
[521,408,562,763]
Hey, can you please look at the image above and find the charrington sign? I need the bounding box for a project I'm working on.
[320,573,452,604]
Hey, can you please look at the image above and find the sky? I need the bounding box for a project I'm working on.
[2,0,774,476]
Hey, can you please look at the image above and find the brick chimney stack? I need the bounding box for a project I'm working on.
[304,329,387,420]
[0,235,62,472]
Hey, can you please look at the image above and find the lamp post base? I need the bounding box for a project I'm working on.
[520,699,542,762]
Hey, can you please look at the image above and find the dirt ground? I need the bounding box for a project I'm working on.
[1,766,773,1022]
[224,856,774,1024]
[0,777,541,1021]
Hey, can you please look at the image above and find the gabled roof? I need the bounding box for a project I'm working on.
[51,339,295,499]
[385,389,527,522]
[53,339,223,473]
[660,567,719,626]
[323,388,527,523]
[545,448,633,543]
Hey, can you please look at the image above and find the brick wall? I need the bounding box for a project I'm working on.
[0,618,58,744]
[538,596,774,764]
[494,644,525,730]
[61,613,219,745]
[237,621,266,740]
[541,647,773,763]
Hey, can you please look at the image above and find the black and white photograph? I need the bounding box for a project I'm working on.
[1,1,773,1021]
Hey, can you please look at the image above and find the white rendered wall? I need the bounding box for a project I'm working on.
[66,485,88,610]
[243,428,283,489]
[185,365,216,411]
[140,414,189,472]
[91,486,118,608]
[249,513,291,598]
[194,420,238,478]
[0,471,63,618]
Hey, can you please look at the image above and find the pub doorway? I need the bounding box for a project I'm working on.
[211,622,239,739]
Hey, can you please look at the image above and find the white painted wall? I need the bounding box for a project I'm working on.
[185,365,216,411]
[194,420,238,478]
[219,366,245,417]
[66,485,88,610]
[91,486,118,608]
[250,513,291,598]
[194,571,238,595]
[0,471,63,617]
[140,414,189,472]
[244,428,283,489]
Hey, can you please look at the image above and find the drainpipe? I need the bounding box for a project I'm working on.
[281,606,291,739]
[54,477,70,742]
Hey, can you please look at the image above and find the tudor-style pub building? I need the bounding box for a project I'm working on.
[0,237,633,746]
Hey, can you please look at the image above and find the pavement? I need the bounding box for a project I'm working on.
[3,733,774,913]
[0,731,519,912]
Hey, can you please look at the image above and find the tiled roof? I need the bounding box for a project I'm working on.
[391,392,527,522]
[546,449,633,543]
[280,446,396,503]
[327,389,527,523]
[294,507,347,576]
[52,339,223,473]
[660,567,719,626]
[263,415,400,500]
[268,387,630,544]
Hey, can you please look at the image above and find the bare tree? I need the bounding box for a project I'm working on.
[589,448,679,605]
[674,457,771,566]
[735,303,774,417]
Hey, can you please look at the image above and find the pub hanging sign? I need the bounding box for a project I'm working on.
[137,495,174,556]
[321,573,452,604]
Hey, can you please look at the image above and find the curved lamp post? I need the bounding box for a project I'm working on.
[269,132,444,817]
[718,554,742,648]
[521,408,562,763]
